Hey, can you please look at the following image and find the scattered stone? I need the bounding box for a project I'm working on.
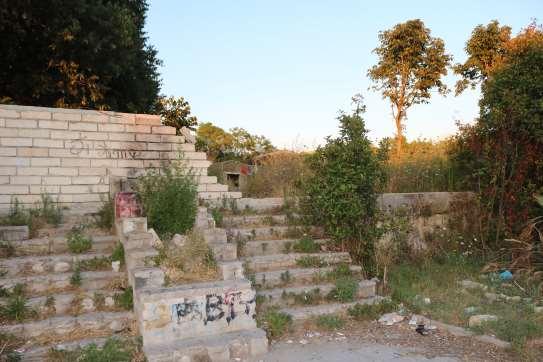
[379,312,404,326]
[533,306,543,313]
[54,262,71,273]
[299,339,308,345]
[459,280,488,291]
[408,316,419,325]
[111,261,121,273]
[423,297,431,305]
[81,298,95,312]
[108,320,124,332]
[105,296,115,308]
[468,314,498,328]
[32,262,45,273]
[286,340,293,344]
[172,234,186,247]
[484,292,499,303]
[464,306,478,315]
[426,325,437,330]
[509,295,521,303]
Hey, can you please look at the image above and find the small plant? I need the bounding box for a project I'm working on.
[235,233,247,257]
[296,256,326,268]
[67,227,92,254]
[279,270,292,285]
[111,242,125,265]
[34,193,63,226]
[48,337,133,361]
[348,300,396,321]
[44,295,56,312]
[327,277,358,302]
[0,241,15,258]
[70,265,82,287]
[95,196,114,230]
[78,256,111,271]
[0,332,24,361]
[114,287,133,311]
[316,314,345,330]
[283,288,323,305]
[292,236,319,253]
[0,286,35,323]
[285,226,303,239]
[259,309,292,339]
[283,241,292,253]
[263,215,276,226]
[326,264,353,280]
[93,292,105,310]
[210,208,223,227]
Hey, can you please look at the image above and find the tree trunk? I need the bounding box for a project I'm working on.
[395,110,403,158]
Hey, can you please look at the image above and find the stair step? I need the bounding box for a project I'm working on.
[0,252,112,277]
[258,283,336,306]
[0,270,126,297]
[0,311,134,344]
[253,265,362,289]
[243,238,327,257]
[10,235,117,256]
[229,225,322,241]
[223,214,289,228]
[281,297,382,320]
[21,336,111,361]
[245,252,352,272]
[144,328,267,362]
[199,191,242,200]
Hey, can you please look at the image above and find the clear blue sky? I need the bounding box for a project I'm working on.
[145,0,541,149]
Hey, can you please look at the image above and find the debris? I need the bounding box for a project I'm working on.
[299,339,308,345]
[112,260,121,272]
[459,280,488,291]
[378,312,405,326]
[464,306,478,315]
[408,316,419,325]
[499,270,513,281]
[468,314,498,328]
[416,324,429,335]
[423,297,431,305]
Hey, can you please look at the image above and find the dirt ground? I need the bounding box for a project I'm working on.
[252,320,519,362]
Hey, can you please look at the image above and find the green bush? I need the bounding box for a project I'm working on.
[292,236,319,253]
[259,309,292,339]
[135,162,197,238]
[347,300,396,321]
[67,227,92,254]
[111,242,125,265]
[114,287,133,311]
[316,314,345,330]
[327,277,358,302]
[95,197,114,230]
[70,265,82,287]
[0,285,35,323]
[302,105,387,274]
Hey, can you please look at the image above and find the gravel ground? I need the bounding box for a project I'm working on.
[251,320,519,362]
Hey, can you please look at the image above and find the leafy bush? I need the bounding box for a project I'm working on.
[135,162,197,238]
[315,314,345,330]
[347,300,396,321]
[70,265,82,287]
[95,197,114,230]
[259,309,292,339]
[292,236,319,253]
[67,227,92,254]
[0,195,62,236]
[326,277,358,302]
[302,105,387,274]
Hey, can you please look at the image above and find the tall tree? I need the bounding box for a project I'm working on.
[158,96,198,134]
[453,20,511,95]
[368,19,451,156]
[0,0,161,113]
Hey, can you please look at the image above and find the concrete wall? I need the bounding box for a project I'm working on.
[0,104,238,215]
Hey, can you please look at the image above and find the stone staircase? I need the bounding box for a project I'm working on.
[0,225,135,360]
[222,199,378,322]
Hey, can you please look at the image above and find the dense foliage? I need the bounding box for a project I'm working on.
[368,19,451,156]
[302,104,387,274]
[0,0,161,112]
[451,23,543,247]
[135,163,198,238]
[157,96,198,133]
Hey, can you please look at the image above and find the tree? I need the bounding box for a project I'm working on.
[302,101,388,273]
[158,96,198,134]
[453,20,511,95]
[368,19,451,157]
[0,0,161,113]
[196,122,234,160]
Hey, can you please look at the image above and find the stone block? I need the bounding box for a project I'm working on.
[33,138,63,148]
[69,122,97,132]
[49,167,78,176]
[39,120,68,130]
[18,167,48,176]
[16,147,48,157]
[6,119,37,128]
[21,110,51,120]
[53,112,81,121]
[31,157,60,167]
[121,217,147,234]
[1,137,32,147]
[98,123,125,133]
[0,225,29,241]
[357,280,376,298]
[219,261,244,280]
[18,128,50,138]
[151,126,176,135]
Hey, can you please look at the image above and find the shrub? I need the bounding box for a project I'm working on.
[70,265,82,287]
[316,314,345,330]
[302,105,387,274]
[67,227,92,254]
[260,309,292,339]
[326,277,358,302]
[114,287,133,311]
[111,242,125,265]
[32,193,62,226]
[0,286,35,323]
[95,197,114,230]
[78,256,111,271]
[210,208,223,227]
[292,236,319,253]
[135,162,197,238]
[347,300,396,321]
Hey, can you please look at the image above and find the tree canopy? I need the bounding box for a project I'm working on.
[368,19,451,156]
[0,0,161,113]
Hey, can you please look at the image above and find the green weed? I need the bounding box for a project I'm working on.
[296,256,326,268]
[114,287,133,311]
[67,227,92,254]
[326,277,358,302]
[292,236,319,253]
[316,314,345,330]
[348,300,396,321]
[259,309,292,339]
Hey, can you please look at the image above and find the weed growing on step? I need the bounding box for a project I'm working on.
[296,256,327,268]
[93,292,105,310]
[283,241,292,253]
[0,195,63,237]
[0,332,24,361]
[259,308,293,339]
[67,226,92,254]
[44,295,56,314]
[111,242,125,265]
[292,236,319,253]
[210,207,224,227]
[285,226,303,239]
[326,277,358,302]
[282,288,324,306]
[94,196,114,231]
[70,265,82,287]
[315,314,345,330]
[114,287,133,311]
[279,270,292,285]
[47,337,136,361]
[262,215,276,226]
[347,300,396,321]
[0,285,36,323]
[0,241,15,258]
[235,233,247,257]
[78,256,111,271]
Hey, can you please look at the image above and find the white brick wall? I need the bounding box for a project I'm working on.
[0,104,231,215]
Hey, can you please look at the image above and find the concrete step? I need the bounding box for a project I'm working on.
[144,328,268,362]
[281,296,382,321]
[21,336,111,361]
[253,265,362,289]
[228,225,322,241]
[0,311,134,344]
[209,242,237,262]
[245,252,352,273]
[223,214,289,228]
[10,235,117,256]
[0,270,126,297]
[242,238,327,257]
[199,191,242,200]
[0,251,113,277]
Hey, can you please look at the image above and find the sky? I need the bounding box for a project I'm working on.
[145,0,541,149]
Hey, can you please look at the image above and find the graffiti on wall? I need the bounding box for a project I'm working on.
[67,137,142,159]
[170,289,256,326]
